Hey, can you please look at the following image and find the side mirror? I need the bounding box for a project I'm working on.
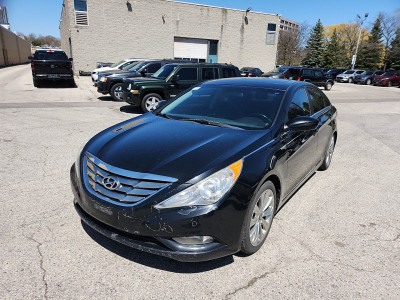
[69,57,73,61]
[286,116,319,132]
[171,74,180,82]
[28,56,33,60]
[140,69,146,76]
[157,100,167,109]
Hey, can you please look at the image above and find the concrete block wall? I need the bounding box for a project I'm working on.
[60,0,279,73]
[0,26,31,67]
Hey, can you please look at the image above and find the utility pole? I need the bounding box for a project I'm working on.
[351,13,368,69]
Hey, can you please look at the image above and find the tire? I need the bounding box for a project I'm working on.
[387,81,392,87]
[348,77,353,83]
[319,135,336,171]
[110,83,124,101]
[325,81,332,91]
[33,79,39,87]
[241,181,276,255]
[366,79,371,85]
[141,93,162,113]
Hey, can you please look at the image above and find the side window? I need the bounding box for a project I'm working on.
[288,88,310,121]
[307,88,326,113]
[147,63,161,73]
[314,70,323,77]
[176,68,198,80]
[222,68,236,78]
[201,68,218,80]
[302,69,313,76]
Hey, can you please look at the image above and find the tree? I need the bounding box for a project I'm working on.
[380,12,400,70]
[302,19,325,67]
[31,39,42,47]
[323,28,346,68]
[389,27,400,70]
[277,23,309,66]
[356,16,384,69]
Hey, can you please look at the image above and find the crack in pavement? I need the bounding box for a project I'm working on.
[22,233,49,300]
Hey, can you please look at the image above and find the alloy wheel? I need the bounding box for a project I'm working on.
[249,188,275,247]
[145,96,161,111]
[325,136,335,167]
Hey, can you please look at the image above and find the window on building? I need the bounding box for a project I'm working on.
[266,23,276,45]
[74,0,88,25]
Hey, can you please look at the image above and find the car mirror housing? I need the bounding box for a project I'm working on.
[171,74,180,82]
[157,100,167,109]
[286,116,319,131]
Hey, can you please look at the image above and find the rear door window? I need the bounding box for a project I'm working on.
[288,88,310,121]
[147,63,162,73]
[314,70,323,77]
[222,68,237,78]
[201,68,219,80]
[302,69,313,76]
[176,68,198,80]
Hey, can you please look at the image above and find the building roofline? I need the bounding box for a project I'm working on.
[169,0,281,17]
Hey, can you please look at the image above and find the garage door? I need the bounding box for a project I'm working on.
[174,37,208,60]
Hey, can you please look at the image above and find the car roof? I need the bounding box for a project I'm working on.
[171,63,237,67]
[202,77,307,90]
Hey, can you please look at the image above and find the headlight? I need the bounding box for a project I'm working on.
[100,76,107,82]
[154,159,243,209]
[75,143,85,179]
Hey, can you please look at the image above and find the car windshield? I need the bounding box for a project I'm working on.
[362,71,373,75]
[269,67,288,74]
[111,60,125,67]
[122,61,138,70]
[158,84,284,130]
[152,64,178,79]
[34,51,68,60]
[128,62,147,72]
[240,67,253,72]
[382,72,395,76]
[344,70,354,74]
[326,69,339,74]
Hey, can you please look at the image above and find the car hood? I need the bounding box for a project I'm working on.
[100,70,141,77]
[85,114,267,182]
[123,77,165,84]
[374,75,390,80]
[93,66,117,73]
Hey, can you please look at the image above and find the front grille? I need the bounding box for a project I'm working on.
[83,152,177,205]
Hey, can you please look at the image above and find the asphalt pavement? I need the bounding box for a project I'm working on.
[1,64,399,299]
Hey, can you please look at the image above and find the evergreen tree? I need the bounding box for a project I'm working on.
[302,19,325,67]
[356,16,384,70]
[389,27,400,70]
[323,29,346,68]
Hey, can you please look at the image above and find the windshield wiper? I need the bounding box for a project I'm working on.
[178,118,240,129]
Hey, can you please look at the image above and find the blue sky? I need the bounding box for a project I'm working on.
[2,0,399,38]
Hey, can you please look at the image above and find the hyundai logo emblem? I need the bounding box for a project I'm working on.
[102,176,120,190]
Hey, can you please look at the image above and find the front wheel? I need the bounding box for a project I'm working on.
[319,135,335,171]
[387,81,392,87]
[366,79,371,85]
[141,93,162,113]
[241,181,276,255]
[348,77,353,83]
[110,83,124,101]
[325,81,332,91]
[33,78,39,87]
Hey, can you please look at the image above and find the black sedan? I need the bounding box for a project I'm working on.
[70,78,337,262]
[240,67,263,77]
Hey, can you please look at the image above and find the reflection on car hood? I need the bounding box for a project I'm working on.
[122,77,165,84]
[86,114,267,182]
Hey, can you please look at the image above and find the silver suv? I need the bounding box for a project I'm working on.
[336,69,365,83]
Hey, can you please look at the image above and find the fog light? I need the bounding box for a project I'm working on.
[172,236,214,245]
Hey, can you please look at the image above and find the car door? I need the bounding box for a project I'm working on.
[313,70,325,87]
[306,87,333,162]
[169,67,199,98]
[301,69,314,82]
[143,62,162,77]
[282,87,319,195]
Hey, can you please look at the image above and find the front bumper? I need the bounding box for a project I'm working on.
[70,164,244,262]
[336,77,349,82]
[121,91,141,106]
[97,81,112,94]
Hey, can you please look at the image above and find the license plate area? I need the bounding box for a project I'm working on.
[48,74,60,78]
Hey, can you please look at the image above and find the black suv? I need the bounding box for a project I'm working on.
[121,63,241,112]
[324,68,345,80]
[29,49,74,87]
[97,60,190,101]
[283,67,334,90]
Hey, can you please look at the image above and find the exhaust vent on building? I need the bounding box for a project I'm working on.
[74,0,89,26]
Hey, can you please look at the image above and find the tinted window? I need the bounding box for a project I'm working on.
[302,69,313,76]
[201,68,218,80]
[222,68,237,78]
[314,70,323,77]
[288,88,310,120]
[344,70,354,74]
[160,85,284,130]
[147,63,162,73]
[356,71,364,74]
[286,69,300,78]
[383,72,395,76]
[308,88,326,113]
[34,51,68,60]
[176,68,198,80]
[153,64,178,79]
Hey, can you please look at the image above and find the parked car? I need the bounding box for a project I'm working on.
[28,49,74,87]
[282,67,334,90]
[261,66,291,78]
[336,70,365,83]
[121,63,241,112]
[97,60,189,101]
[324,68,345,80]
[353,70,384,85]
[240,67,263,77]
[91,58,147,82]
[70,78,337,262]
[96,62,113,68]
[373,71,400,87]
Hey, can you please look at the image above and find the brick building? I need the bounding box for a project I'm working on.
[60,0,282,73]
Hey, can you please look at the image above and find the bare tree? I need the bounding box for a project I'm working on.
[277,22,309,66]
[380,12,400,69]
